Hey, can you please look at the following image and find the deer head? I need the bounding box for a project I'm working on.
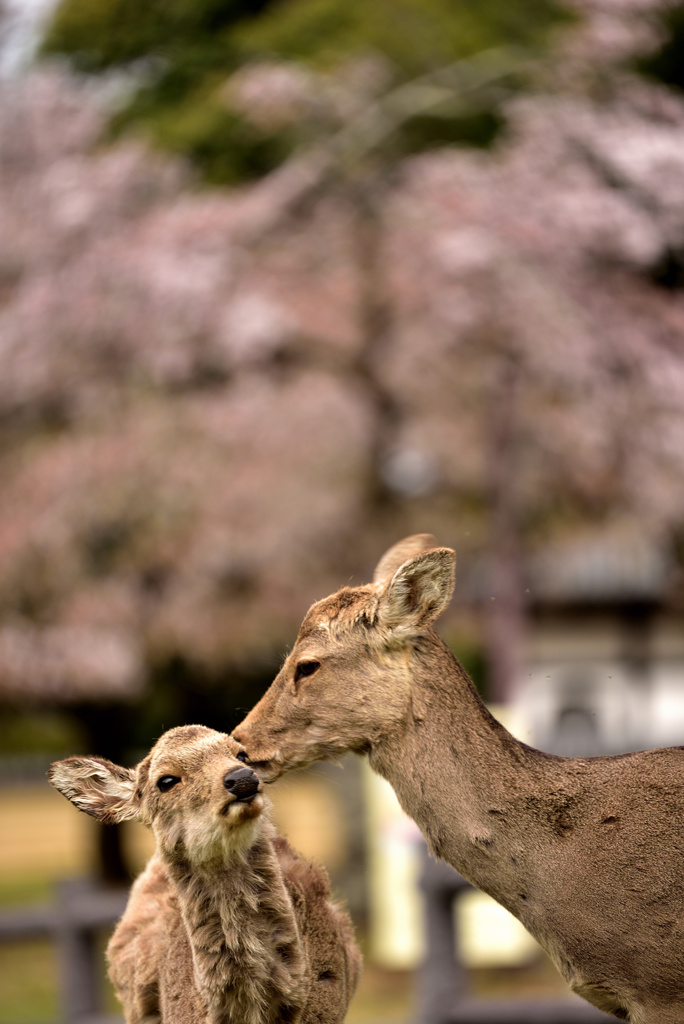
[232,535,455,780]
[49,725,266,864]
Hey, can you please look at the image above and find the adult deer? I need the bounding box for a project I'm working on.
[233,534,684,1024]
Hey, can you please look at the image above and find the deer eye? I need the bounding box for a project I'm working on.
[294,660,320,684]
[157,775,181,792]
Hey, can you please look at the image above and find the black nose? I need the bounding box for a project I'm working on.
[223,766,260,801]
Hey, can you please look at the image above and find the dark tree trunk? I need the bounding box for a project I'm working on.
[74,704,133,884]
[484,352,526,704]
[348,178,402,510]
[95,821,129,885]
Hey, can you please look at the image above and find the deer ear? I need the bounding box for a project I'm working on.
[48,756,139,824]
[377,548,455,631]
[373,534,437,585]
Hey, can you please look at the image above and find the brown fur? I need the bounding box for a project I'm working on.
[233,535,684,1024]
[48,726,361,1024]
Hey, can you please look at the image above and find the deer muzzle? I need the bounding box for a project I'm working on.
[223,766,261,802]
[232,746,283,783]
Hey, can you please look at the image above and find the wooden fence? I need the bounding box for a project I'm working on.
[0,876,125,1024]
[416,850,612,1024]
[0,865,615,1024]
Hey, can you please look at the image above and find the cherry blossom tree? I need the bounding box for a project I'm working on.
[2,0,684,718]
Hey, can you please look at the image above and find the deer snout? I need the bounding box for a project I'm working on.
[231,736,283,782]
[223,766,260,802]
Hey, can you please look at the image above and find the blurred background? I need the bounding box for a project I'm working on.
[1,0,684,1020]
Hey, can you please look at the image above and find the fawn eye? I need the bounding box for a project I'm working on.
[294,660,320,684]
[157,775,180,793]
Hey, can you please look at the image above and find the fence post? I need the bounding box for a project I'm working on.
[54,878,102,1023]
[416,846,471,1024]
[414,845,613,1024]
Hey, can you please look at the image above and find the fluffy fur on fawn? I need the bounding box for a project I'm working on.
[48,725,361,1024]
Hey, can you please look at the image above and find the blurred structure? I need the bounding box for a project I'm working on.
[516,529,684,755]
[364,762,425,969]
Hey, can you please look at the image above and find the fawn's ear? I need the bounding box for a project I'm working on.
[48,756,139,824]
[373,534,437,585]
[376,547,455,632]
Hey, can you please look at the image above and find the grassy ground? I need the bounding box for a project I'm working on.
[0,940,57,1023]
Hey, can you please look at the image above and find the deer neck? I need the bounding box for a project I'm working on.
[368,631,555,913]
[164,834,307,1024]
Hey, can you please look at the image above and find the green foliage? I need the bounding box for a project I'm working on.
[0,708,81,757]
[42,0,572,182]
[41,0,273,71]
[233,0,568,75]
[0,940,57,1022]
[398,109,505,154]
[112,75,297,185]
[448,636,488,699]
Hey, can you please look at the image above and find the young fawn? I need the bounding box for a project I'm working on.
[233,534,684,1024]
[49,725,361,1024]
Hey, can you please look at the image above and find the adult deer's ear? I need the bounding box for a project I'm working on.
[377,548,455,632]
[373,534,437,585]
[48,756,139,824]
